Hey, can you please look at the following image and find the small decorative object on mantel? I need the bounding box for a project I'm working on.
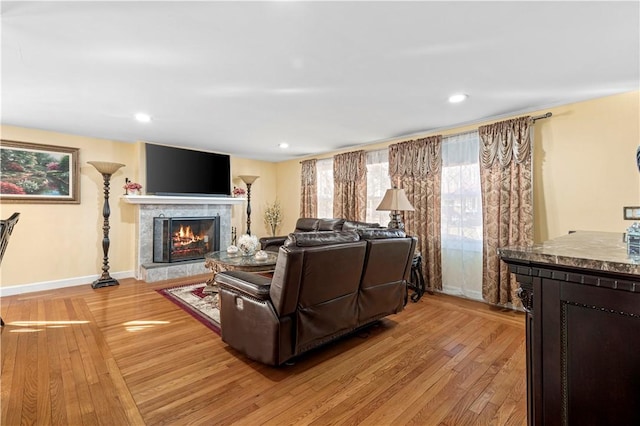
[123,178,142,195]
[226,245,239,254]
[254,250,268,261]
[264,199,283,236]
[232,186,246,197]
[626,222,640,261]
[237,234,259,256]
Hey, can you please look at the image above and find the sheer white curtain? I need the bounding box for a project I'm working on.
[316,158,334,218]
[441,131,483,300]
[365,149,391,225]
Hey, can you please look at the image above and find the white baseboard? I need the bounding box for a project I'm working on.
[0,270,135,297]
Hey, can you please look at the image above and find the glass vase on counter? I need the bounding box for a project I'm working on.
[627,222,640,261]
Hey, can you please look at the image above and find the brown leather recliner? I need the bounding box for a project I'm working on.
[215,228,416,366]
[259,217,381,252]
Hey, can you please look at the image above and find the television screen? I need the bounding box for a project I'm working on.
[145,143,231,196]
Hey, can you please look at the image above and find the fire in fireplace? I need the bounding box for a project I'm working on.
[153,215,220,263]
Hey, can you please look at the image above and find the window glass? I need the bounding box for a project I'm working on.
[441,131,483,299]
[366,149,391,225]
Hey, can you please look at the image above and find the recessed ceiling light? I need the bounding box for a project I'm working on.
[135,113,152,123]
[448,93,468,103]
[279,142,289,149]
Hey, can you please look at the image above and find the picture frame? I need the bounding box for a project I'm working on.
[623,206,640,220]
[1,140,80,204]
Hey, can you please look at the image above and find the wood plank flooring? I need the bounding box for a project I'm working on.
[1,275,527,425]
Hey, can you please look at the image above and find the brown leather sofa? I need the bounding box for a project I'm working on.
[215,228,416,366]
[259,217,381,253]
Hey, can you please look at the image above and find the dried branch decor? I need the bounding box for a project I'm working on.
[264,200,283,236]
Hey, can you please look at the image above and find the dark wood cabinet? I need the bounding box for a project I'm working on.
[504,260,640,426]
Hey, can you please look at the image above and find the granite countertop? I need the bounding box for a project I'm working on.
[498,231,640,277]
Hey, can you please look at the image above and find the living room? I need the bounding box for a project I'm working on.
[1,2,639,425]
[1,91,638,294]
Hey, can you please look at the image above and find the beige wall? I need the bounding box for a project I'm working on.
[0,126,276,288]
[0,126,137,288]
[274,91,640,243]
[230,157,279,238]
[531,92,639,241]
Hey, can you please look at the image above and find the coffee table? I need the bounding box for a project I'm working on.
[203,250,278,294]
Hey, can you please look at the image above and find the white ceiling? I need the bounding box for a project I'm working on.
[2,1,639,162]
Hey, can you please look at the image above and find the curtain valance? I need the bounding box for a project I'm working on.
[333,150,366,183]
[389,136,442,179]
[479,116,531,168]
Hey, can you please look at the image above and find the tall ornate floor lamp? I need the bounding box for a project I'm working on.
[238,175,259,235]
[88,161,125,289]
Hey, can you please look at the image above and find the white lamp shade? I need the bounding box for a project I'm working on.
[238,175,259,185]
[376,188,415,211]
[88,161,125,175]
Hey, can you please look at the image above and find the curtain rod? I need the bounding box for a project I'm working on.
[531,112,552,122]
[299,112,554,162]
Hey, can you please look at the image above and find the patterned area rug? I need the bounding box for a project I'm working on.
[157,282,220,335]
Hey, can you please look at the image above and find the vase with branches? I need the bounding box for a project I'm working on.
[264,200,283,237]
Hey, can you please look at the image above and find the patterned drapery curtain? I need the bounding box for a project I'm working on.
[333,150,366,221]
[479,116,533,307]
[389,136,442,291]
[300,159,317,218]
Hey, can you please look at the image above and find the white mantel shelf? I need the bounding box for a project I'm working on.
[121,195,245,205]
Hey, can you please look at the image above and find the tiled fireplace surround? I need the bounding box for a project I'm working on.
[124,195,243,282]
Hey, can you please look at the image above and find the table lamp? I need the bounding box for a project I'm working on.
[376,187,414,230]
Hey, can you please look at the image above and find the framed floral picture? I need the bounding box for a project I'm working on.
[0,140,80,203]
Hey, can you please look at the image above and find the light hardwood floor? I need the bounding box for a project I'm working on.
[1,275,527,425]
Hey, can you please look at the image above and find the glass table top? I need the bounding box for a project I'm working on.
[205,250,278,267]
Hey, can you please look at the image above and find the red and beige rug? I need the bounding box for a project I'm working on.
[157,282,221,335]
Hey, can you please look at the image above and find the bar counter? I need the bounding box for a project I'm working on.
[499,231,640,426]
[499,230,640,281]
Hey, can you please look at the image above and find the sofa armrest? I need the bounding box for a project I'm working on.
[215,271,272,300]
[259,236,288,250]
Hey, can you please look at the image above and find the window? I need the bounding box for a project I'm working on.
[440,131,483,299]
[313,136,484,300]
[365,149,391,225]
[316,158,333,218]
[316,151,391,223]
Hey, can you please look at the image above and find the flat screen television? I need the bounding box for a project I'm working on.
[145,143,231,196]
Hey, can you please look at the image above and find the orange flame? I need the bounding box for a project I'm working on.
[173,225,204,247]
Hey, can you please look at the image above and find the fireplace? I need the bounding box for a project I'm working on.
[153,215,220,263]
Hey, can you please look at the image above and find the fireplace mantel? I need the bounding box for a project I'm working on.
[121,195,244,205]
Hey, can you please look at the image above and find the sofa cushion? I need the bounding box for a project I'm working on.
[284,230,360,247]
[356,228,406,240]
[342,220,381,231]
[294,218,320,232]
[215,270,272,299]
[318,218,345,231]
